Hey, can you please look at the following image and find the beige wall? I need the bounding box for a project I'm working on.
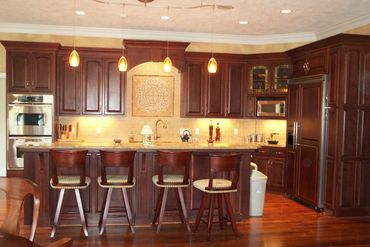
[345,23,370,35]
[0,76,6,176]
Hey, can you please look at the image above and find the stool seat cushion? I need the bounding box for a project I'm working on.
[152,175,189,188]
[97,175,135,188]
[193,179,237,194]
[50,176,91,189]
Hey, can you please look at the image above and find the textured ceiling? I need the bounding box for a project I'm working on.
[0,0,370,44]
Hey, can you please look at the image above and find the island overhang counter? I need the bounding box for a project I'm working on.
[19,142,258,227]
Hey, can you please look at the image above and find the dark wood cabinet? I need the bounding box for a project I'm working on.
[104,59,125,115]
[82,58,103,115]
[287,34,370,216]
[23,149,253,226]
[2,41,59,93]
[291,49,327,77]
[58,55,82,115]
[182,54,245,118]
[225,63,245,118]
[57,48,126,116]
[253,147,286,192]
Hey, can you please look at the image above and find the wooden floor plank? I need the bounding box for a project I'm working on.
[2,193,370,246]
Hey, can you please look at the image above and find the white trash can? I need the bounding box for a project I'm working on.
[249,170,267,216]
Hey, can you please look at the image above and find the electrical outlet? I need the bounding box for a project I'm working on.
[96,127,102,134]
[233,128,239,136]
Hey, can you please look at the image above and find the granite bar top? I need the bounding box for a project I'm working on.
[18,140,286,154]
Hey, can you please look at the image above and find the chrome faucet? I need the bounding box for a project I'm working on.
[154,119,168,141]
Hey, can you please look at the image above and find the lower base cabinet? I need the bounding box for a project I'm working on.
[23,150,253,226]
[252,147,286,192]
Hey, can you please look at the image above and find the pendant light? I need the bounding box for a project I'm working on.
[163,6,172,73]
[118,3,128,72]
[69,0,80,67]
[208,4,217,73]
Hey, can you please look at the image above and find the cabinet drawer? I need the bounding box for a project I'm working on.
[255,148,271,155]
[271,149,286,158]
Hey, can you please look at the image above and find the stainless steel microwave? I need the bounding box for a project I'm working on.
[256,99,286,117]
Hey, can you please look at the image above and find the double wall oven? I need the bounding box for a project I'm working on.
[8,94,53,170]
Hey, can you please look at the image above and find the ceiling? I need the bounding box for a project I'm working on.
[0,0,370,44]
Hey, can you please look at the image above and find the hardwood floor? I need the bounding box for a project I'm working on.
[2,193,370,246]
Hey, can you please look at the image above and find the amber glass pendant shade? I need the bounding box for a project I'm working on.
[118,55,128,72]
[163,56,172,73]
[208,57,217,73]
[69,49,80,67]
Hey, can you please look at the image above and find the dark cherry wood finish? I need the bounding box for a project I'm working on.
[193,153,242,239]
[287,33,370,216]
[253,147,286,192]
[21,148,252,227]
[1,41,60,93]
[0,177,40,241]
[152,151,192,232]
[0,231,40,247]
[124,40,189,72]
[57,47,126,116]
[182,52,245,118]
[98,150,136,234]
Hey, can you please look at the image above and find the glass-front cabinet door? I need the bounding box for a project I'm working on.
[250,66,268,93]
[273,65,290,93]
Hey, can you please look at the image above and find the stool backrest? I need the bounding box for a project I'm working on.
[99,150,136,185]
[50,150,88,186]
[0,177,40,241]
[207,153,242,191]
[157,150,192,185]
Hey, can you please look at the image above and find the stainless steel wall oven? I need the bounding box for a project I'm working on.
[7,94,53,170]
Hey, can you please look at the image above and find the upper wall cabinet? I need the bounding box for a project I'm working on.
[247,53,291,95]
[1,41,60,93]
[246,53,291,96]
[181,53,245,118]
[290,49,327,78]
[58,48,125,116]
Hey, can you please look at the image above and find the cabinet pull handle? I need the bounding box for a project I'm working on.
[275,151,284,155]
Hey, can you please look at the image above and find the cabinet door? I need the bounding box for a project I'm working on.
[7,51,30,92]
[104,59,125,115]
[272,64,290,94]
[253,156,269,178]
[206,64,224,117]
[182,62,205,116]
[269,159,285,191]
[245,96,256,118]
[249,65,269,94]
[31,52,55,92]
[82,58,103,115]
[288,84,299,124]
[58,56,82,115]
[225,63,244,118]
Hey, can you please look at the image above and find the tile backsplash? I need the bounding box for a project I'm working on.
[59,61,286,145]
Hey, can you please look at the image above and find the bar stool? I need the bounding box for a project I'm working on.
[50,150,89,238]
[97,150,136,234]
[193,153,242,240]
[152,150,192,233]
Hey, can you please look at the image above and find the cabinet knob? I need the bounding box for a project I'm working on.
[31,82,35,87]
[26,82,30,87]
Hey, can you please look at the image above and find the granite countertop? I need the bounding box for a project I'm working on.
[18,140,264,152]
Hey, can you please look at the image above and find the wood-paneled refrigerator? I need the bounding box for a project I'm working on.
[286,75,329,210]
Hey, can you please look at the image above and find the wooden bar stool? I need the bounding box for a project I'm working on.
[98,150,136,234]
[50,150,89,238]
[0,177,40,241]
[193,153,242,240]
[152,150,192,233]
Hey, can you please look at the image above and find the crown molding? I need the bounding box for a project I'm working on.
[0,22,317,45]
[0,73,6,79]
[316,12,370,40]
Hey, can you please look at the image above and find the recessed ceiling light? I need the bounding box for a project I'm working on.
[239,20,248,25]
[161,15,170,20]
[75,10,86,16]
[280,9,292,14]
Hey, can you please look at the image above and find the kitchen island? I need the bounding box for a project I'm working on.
[19,142,258,227]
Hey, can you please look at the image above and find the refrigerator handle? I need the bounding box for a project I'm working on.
[293,121,300,150]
